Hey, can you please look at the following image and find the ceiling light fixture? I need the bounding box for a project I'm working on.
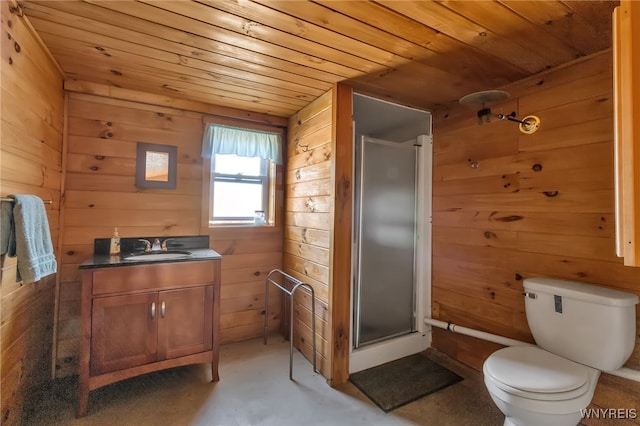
[459,90,541,135]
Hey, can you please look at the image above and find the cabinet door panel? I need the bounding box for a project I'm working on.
[158,286,213,360]
[91,293,158,375]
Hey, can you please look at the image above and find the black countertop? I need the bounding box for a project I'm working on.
[79,248,221,269]
[79,235,221,269]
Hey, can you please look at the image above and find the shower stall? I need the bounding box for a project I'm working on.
[350,94,432,373]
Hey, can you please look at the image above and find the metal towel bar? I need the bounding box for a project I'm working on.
[1,197,53,204]
[264,269,317,380]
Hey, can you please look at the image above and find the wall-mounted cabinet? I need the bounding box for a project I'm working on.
[614,0,640,267]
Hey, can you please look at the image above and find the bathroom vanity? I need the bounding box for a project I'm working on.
[77,236,221,417]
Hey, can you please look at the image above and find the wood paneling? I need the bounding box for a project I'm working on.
[57,89,285,377]
[211,226,284,345]
[284,90,333,379]
[0,2,63,424]
[432,51,640,422]
[19,1,617,116]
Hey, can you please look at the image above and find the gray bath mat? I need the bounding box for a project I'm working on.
[349,353,463,412]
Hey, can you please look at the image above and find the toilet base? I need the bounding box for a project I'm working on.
[502,416,579,426]
[489,392,583,426]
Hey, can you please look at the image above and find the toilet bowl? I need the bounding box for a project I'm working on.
[484,346,600,426]
[483,277,638,426]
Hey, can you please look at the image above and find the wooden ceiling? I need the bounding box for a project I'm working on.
[18,0,618,118]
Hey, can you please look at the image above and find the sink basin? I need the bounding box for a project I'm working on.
[122,250,192,262]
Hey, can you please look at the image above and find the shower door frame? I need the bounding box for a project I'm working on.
[349,134,432,373]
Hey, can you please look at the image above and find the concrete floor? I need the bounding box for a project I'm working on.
[24,336,504,426]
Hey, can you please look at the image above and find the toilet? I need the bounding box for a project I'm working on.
[483,277,639,426]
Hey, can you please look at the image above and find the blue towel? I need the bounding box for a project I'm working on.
[6,195,57,283]
[1,200,14,255]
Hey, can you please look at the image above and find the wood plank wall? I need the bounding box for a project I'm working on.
[431,50,640,420]
[0,2,64,424]
[284,90,333,378]
[57,90,283,378]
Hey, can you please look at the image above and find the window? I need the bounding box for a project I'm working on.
[211,153,275,225]
[202,122,282,227]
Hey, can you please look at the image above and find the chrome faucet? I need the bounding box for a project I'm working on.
[138,238,174,252]
[138,239,152,252]
[161,238,175,252]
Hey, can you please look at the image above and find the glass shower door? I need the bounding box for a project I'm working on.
[354,136,417,348]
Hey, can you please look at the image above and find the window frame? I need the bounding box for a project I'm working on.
[201,118,283,229]
[210,154,272,224]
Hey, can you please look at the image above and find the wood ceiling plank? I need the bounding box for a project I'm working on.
[35,25,324,102]
[376,0,553,73]
[21,0,355,80]
[45,44,311,110]
[27,13,331,93]
[252,0,519,95]
[313,0,527,84]
[499,1,576,25]
[437,0,583,66]
[253,0,434,61]
[58,59,299,117]
[59,64,299,116]
[18,0,617,118]
[561,0,617,43]
[193,0,405,67]
[88,0,376,74]
[498,0,613,54]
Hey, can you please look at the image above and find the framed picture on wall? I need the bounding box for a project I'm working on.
[135,142,177,189]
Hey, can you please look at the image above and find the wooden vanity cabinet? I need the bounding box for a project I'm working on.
[78,260,220,417]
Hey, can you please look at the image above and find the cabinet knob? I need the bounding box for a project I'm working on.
[161,301,166,318]
[151,302,156,319]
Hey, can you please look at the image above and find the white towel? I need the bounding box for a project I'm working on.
[7,195,57,283]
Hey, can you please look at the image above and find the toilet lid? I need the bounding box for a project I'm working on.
[484,346,590,393]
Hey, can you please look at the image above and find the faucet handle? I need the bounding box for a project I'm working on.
[161,238,176,252]
[138,239,152,252]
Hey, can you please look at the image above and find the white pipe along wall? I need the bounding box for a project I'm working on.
[424,317,640,384]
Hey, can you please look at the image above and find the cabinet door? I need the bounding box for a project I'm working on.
[158,285,213,360]
[91,292,158,375]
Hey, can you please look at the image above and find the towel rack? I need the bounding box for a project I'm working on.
[1,197,53,204]
[264,269,317,380]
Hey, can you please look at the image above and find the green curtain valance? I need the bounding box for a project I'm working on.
[202,123,282,164]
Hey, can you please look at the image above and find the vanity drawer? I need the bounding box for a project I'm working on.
[91,261,215,296]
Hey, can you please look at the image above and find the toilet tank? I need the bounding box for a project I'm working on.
[523,277,639,372]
